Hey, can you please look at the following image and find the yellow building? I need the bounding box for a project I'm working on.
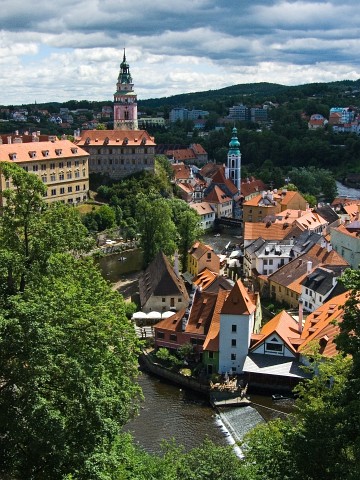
[187,242,220,277]
[243,189,308,223]
[0,140,89,205]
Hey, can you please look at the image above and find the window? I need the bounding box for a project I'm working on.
[190,338,197,345]
[231,325,237,333]
[41,164,46,171]
[231,353,236,361]
[33,165,38,172]
[51,188,56,196]
[75,185,80,192]
[59,173,64,181]
[162,298,165,303]
[50,173,56,182]
[66,161,72,168]
[156,332,164,339]
[67,171,72,179]
[170,334,177,342]
[265,342,283,353]
[231,339,236,347]
[208,351,214,359]
[74,160,79,167]
[50,162,55,169]
[68,186,72,193]
[41,175,47,183]
[23,166,28,172]
[269,259,273,265]
[75,170,80,178]
[60,187,65,194]
[58,162,64,168]
[178,298,182,302]
[207,252,211,260]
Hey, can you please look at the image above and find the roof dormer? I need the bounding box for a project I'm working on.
[42,150,49,157]
[28,151,37,159]
[9,152,17,160]
[71,147,78,154]
[55,149,63,156]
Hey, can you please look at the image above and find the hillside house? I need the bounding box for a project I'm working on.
[139,251,189,313]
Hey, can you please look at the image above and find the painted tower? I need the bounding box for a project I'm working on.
[227,126,241,191]
[113,49,138,130]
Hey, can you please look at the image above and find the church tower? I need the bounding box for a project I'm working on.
[227,127,241,192]
[113,49,138,130]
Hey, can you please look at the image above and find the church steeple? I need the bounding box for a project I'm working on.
[227,126,241,192]
[113,49,138,130]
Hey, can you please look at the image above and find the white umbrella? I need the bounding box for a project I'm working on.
[161,311,176,319]
[132,311,148,320]
[147,311,162,319]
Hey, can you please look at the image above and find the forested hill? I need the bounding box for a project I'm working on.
[138,79,360,110]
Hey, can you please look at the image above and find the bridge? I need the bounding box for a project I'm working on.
[215,217,243,228]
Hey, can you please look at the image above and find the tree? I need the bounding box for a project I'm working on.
[136,194,177,267]
[0,254,142,479]
[169,199,203,271]
[0,163,92,293]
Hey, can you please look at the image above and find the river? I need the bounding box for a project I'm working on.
[336,181,360,199]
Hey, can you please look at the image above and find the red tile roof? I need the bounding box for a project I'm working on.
[203,290,229,351]
[221,279,256,315]
[204,185,232,204]
[76,129,156,146]
[250,310,301,354]
[299,291,351,357]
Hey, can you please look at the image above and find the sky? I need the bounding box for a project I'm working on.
[1,0,360,105]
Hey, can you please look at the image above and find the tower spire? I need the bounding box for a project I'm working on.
[227,126,241,192]
[113,50,138,130]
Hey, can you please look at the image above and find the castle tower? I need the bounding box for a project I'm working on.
[113,49,138,130]
[227,126,241,191]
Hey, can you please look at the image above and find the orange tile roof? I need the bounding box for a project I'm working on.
[76,129,156,146]
[332,223,360,239]
[244,222,297,241]
[189,242,214,260]
[203,290,229,351]
[343,203,360,220]
[191,143,207,155]
[221,279,256,315]
[0,139,88,163]
[192,268,217,289]
[166,148,197,162]
[251,310,301,354]
[299,291,351,357]
[204,185,232,204]
[211,167,238,195]
[190,202,214,216]
[153,308,186,332]
[241,178,267,198]
[186,290,218,335]
[172,163,191,180]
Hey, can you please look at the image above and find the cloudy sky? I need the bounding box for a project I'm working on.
[1,0,360,105]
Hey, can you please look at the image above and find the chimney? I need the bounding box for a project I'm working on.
[298,210,302,218]
[327,243,332,253]
[298,297,304,333]
[7,136,11,144]
[174,250,180,278]
[307,260,312,274]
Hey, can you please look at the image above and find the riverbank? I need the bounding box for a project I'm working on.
[111,270,141,301]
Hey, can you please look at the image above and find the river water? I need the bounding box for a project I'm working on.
[335,181,360,199]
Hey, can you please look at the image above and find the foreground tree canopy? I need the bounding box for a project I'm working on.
[0,165,141,478]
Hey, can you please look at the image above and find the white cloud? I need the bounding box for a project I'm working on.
[0,0,360,104]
